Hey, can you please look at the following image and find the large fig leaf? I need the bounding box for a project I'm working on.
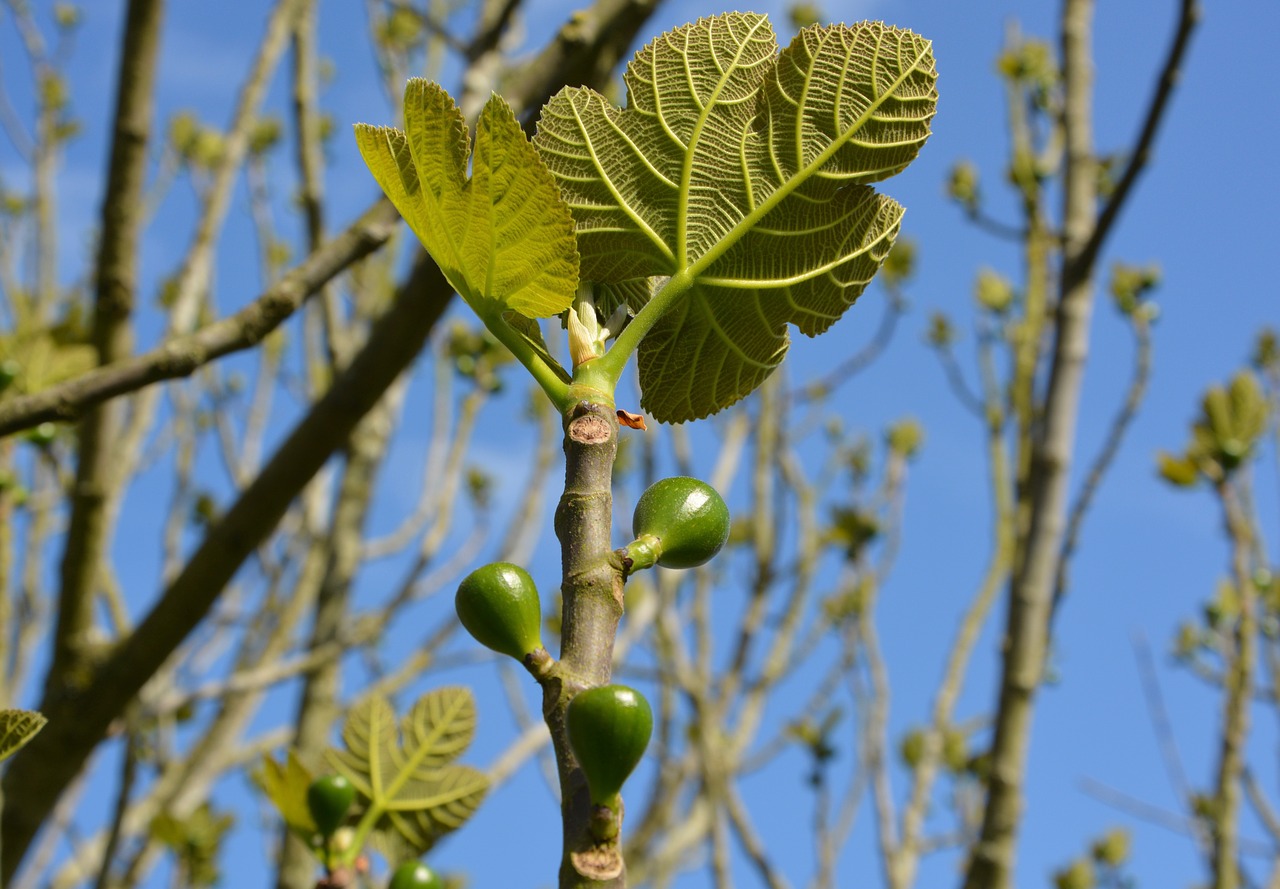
[355,80,579,321]
[534,14,937,421]
[326,687,487,856]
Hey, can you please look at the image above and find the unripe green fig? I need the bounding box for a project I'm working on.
[567,684,652,806]
[630,476,729,569]
[455,562,543,661]
[306,774,356,836]
[387,861,444,889]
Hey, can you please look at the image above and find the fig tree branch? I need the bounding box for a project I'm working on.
[0,198,400,438]
[1076,0,1200,276]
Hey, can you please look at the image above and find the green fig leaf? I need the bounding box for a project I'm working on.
[355,80,579,322]
[326,687,487,856]
[253,749,318,836]
[0,708,47,762]
[534,14,936,421]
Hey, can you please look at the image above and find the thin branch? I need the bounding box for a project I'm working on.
[1080,777,1274,858]
[1075,0,1201,276]
[724,785,792,889]
[1132,631,1201,834]
[1211,479,1260,889]
[932,342,986,417]
[0,199,399,437]
[1051,314,1152,617]
[163,0,303,334]
[794,288,905,403]
[0,253,452,878]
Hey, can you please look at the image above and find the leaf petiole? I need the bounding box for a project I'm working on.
[478,309,575,413]
[588,271,695,391]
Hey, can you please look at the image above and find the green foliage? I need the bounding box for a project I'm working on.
[1053,857,1095,889]
[1252,327,1278,373]
[255,749,319,839]
[169,111,225,170]
[947,159,980,213]
[828,505,880,560]
[534,13,937,421]
[1160,370,1270,483]
[886,417,924,459]
[0,318,96,399]
[566,685,654,807]
[149,803,234,888]
[1091,828,1131,868]
[0,709,46,763]
[974,267,1015,314]
[1052,828,1133,889]
[354,81,579,324]
[326,687,487,859]
[1108,261,1160,317]
[899,728,925,769]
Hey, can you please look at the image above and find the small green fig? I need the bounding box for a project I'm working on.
[630,476,729,569]
[306,774,355,837]
[567,684,652,807]
[455,562,543,661]
[387,861,444,889]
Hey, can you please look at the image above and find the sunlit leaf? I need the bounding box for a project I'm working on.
[253,749,317,837]
[534,14,936,421]
[355,81,579,321]
[327,687,487,857]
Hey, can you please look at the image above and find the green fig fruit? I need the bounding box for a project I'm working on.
[387,861,444,889]
[455,562,543,661]
[566,684,653,807]
[631,476,730,569]
[306,774,355,837]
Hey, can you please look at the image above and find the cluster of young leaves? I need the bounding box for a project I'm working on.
[258,687,486,869]
[356,12,937,422]
[1159,370,1270,485]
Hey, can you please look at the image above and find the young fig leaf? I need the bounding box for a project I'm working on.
[455,562,544,661]
[355,81,579,322]
[631,477,730,569]
[567,684,653,806]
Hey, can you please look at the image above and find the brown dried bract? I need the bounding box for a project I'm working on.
[616,409,647,430]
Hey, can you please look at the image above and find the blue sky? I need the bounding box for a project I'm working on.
[2,0,1278,887]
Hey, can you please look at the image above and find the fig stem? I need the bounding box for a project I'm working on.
[545,399,627,888]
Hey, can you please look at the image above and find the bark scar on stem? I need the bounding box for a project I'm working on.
[570,839,623,881]
[567,412,611,445]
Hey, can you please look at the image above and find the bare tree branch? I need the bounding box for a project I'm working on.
[0,198,399,438]
[1074,0,1201,277]
[49,0,163,694]
[0,252,451,879]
